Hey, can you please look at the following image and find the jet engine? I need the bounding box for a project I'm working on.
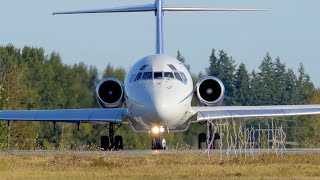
[195,76,225,106]
[96,78,125,108]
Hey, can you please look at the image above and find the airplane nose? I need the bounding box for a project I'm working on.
[133,82,189,128]
[150,94,186,127]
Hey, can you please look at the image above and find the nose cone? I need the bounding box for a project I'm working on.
[149,92,187,127]
[129,84,188,128]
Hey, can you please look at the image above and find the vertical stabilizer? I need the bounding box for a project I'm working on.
[155,0,164,54]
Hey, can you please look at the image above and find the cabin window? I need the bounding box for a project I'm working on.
[174,72,182,81]
[140,65,148,70]
[134,72,142,81]
[154,72,163,79]
[168,64,177,71]
[129,73,136,83]
[142,72,153,80]
[164,72,174,79]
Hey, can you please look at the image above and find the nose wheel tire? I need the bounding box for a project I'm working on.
[161,138,166,149]
[152,137,166,150]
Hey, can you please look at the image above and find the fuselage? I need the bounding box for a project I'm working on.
[125,54,194,132]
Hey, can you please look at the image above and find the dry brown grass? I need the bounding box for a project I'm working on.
[0,153,320,179]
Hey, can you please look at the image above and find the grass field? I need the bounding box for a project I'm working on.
[1,152,320,179]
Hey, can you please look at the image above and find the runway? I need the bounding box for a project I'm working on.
[1,148,320,156]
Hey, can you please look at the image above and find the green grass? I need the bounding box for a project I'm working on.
[1,153,320,179]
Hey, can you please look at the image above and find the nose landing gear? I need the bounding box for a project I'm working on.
[151,137,166,150]
[150,126,167,150]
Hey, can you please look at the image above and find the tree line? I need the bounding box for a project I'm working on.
[205,49,314,106]
[0,44,318,149]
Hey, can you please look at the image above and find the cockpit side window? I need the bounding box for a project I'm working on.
[134,72,142,82]
[168,64,177,71]
[174,72,182,81]
[180,72,187,83]
[140,65,148,70]
[164,72,174,79]
[142,72,153,80]
[129,73,136,83]
[154,72,163,79]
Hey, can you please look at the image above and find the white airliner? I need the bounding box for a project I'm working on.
[1,0,320,150]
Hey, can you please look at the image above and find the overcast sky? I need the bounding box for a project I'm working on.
[1,0,319,86]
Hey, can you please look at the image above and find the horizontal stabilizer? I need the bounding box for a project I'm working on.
[162,7,266,12]
[53,4,155,15]
[52,2,266,55]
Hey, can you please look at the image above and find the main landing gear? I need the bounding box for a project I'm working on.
[198,124,220,149]
[100,123,123,151]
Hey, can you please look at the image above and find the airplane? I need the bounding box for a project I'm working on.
[1,0,320,150]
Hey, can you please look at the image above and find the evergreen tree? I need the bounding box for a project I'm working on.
[283,69,297,105]
[250,70,262,105]
[234,63,250,105]
[207,49,236,105]
[218,50,236,105]
[273,57,287,105]
[257,53,275,105]
[296,63,314,104]
[176,50,190,70]
[207,49,219,77]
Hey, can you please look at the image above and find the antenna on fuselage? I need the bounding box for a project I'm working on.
[53,0,266,55]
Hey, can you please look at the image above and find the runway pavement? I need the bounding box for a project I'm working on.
[1,148,320,156]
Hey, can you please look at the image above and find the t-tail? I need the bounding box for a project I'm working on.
[53,0,266,55]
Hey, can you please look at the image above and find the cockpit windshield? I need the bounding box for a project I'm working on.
[140,65,148,70]
[168,64,177,71]
[130,64,187,83]
[142,72,152,80]
[174,72,182,81]
[180,72,187,83]
[154,72,163,79]
[129,73,136,83]
[164,72,174,79]
[134,72,142,82]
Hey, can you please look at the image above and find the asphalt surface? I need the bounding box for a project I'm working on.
[0,149,320,156]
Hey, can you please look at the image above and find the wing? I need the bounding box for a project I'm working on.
[0,108,128,124]
[192,105,320,122]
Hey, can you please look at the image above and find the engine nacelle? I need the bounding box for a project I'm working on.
[96,78,125,108]
[195,76,225,106]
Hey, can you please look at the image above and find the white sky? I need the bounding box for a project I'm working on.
[1,0,319,86]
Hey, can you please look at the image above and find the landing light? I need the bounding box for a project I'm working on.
[160,126,165,133]
[152,126,160,134]
[151,126,165,134]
